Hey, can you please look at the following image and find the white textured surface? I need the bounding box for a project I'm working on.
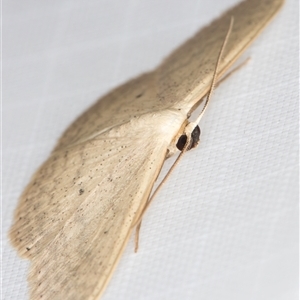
[2,0,298,300]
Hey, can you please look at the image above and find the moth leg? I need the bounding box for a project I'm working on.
[133,138,193,254]
[134,221,142,252]
[217,57,251,87]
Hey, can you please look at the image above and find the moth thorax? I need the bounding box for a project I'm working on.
[176,125,201,151]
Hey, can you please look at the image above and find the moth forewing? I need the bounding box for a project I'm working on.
[12,110,186,300]
[158,0,284,112]
[9,0,284,299]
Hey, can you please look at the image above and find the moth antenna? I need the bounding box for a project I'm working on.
[133,18,234,251]
[193,16,234,126]
[216,57,251,87]
[134,135,192,252]
[132,17,233,252]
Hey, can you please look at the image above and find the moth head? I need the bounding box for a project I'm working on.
[176,124,200,151]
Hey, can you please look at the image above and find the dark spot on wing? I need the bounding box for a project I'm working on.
[136,91,144,98]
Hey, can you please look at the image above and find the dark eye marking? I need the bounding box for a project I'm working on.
[176,125,201,151]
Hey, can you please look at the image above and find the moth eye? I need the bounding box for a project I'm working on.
[176,125,201,151]
[176,134,187,151]
[191,125,201,148]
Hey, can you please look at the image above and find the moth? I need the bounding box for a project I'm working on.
[9,0,284,299]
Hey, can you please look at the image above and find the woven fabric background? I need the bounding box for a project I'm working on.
[2,0,298,299]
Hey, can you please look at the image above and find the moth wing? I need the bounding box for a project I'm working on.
[10,109,185,300]
[157,0,284,112]
[52,0,283,152]
[9,67,186,259]
[53,72,169,151]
